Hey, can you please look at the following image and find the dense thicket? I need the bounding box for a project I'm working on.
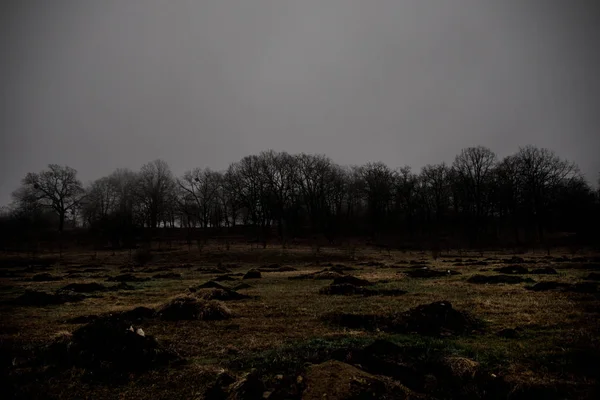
[2,146,599,251]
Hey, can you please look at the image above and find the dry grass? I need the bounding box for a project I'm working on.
[0,243,599,398]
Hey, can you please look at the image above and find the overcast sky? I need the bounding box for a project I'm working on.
[1,0,599,206]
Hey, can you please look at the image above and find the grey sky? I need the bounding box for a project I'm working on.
[1,0,599,206]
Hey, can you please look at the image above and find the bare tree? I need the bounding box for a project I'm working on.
[13,164,85,232]
[419,163,452,225]
[452,146,497,243]
[135,160,175,229]
[513,145,580,240]
[177,168,222,228]
[394,166,419,236]
[357,162,396,234]
[258,150,298,241]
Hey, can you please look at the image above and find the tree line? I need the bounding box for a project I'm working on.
[1,145,599,251]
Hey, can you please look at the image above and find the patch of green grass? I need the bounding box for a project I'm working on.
[228,333,465,376]
[228,335,373,374]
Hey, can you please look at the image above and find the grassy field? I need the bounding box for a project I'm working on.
[1,243,599,399]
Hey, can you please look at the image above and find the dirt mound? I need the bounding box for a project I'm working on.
[106,274,149,282]
[585,273,600,281]
[332,275,373,286]
[213,274,238,282]
[276,266,298,272]
[195,288,250,301]
[324,301,481,336]
[0,257,57,269]
[260,263,281,269]
[12,290,85,306]
[226,371,266,400]
[302,360,409,400]
[159,296,232,321]
[404,268,459,278]
[30,273,63,282]
[468,274,534,284]
[58,315,180,375]
[526,281,572,292]
[258,265,299,272]
[118,306,157,321]
[81,267,108,273]
[466,261,488,266]
[59,282,107,293]
[152,272,182,279]
[231,282,253,290]
[497,328,522,339]
[65,314,99,324]
[311,271,345,280]
[360,261,386,267]
[320,284,406,297]
[323,312,387,330]
[243,269,262,279]
[196,267,233,274]
[531,267,558,275]
[113,282,136,291]
[66,306,156,325]
[327,263,356,271]
[571,282,598,293]
[398,301,483,336]
[190,281,229,291]
[494,265,529,274]
[503,256,526,264]
[319,284,376,296]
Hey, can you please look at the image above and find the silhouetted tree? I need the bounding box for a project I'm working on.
[135,160,175,229]
[512,146,580,241]
[452,146,497,244]
[13,164,85,232]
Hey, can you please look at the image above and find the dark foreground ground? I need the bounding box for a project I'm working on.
[1,243,599,399]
